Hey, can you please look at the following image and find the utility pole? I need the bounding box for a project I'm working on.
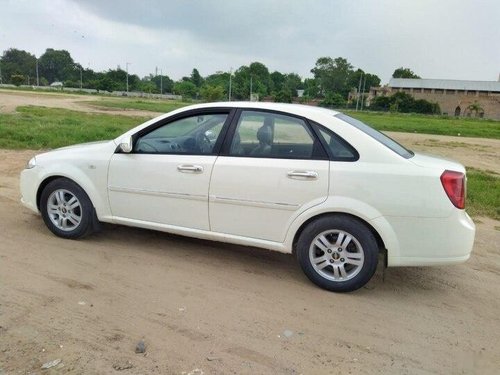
[355,73,363,111]
[160,68,163,94]
[250,75,253,100]
[0,63,3,85]
[228,67,232,101]
[126,62,131,93]
[79,66,82,89]
[36,59,39,86]
[360,75,367,110]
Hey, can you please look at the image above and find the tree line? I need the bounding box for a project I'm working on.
[0,47,438,113]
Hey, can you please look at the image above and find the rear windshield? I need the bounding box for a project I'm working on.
[336,113,414,159]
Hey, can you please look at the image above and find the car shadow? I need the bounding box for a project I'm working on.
[85,223,459,296]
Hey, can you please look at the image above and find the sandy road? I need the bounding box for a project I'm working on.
[0,151,499,374]
[0,89,160,118]
[1,91,500,374]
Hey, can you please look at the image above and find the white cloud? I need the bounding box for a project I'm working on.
[1,0,499,82]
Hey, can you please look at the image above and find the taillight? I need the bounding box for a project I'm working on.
[440,170,465,209]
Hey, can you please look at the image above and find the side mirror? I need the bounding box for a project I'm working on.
[118,135,133,153]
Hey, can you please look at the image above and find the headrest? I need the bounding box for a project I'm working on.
[257,126,272,145]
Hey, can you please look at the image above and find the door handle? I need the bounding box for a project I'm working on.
[177,164,204,173]
[287,170,318,179]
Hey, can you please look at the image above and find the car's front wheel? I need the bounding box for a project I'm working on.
[40,178,96,239]
[296,215,379,292]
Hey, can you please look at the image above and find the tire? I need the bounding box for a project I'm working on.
[296,215,379,292]
[40,178,97,239]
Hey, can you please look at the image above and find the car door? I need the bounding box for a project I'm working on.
[209,109,330,242]
[108,109,233,230]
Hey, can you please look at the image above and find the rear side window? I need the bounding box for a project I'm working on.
[311,122,359,161]
[336,113,414,159]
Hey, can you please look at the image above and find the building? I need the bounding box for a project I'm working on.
[368,78,500,119]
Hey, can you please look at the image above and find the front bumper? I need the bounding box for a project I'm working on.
[20,168,40,214]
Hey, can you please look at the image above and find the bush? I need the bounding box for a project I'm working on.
[274,89,293,103]
[64,80,79,88]
[200,84,225,102]
[320,93,345,108]
[11,74,25,86]
[370,92,440,114]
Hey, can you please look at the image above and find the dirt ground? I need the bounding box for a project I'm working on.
[0,90,160,118]
[1,92,500,374]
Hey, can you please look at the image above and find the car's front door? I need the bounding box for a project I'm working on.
[108,110,233,230]
[209,110,330,242]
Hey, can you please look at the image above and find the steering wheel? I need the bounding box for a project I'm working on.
[196,132,212,153]
[135,140,159,153]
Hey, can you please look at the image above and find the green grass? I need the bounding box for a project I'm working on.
[466,168,500,220]
[0,106,147,149]
[345,111,500,139]
[0,105,498,220]
[86,99,500,139]
[86,99,188,113]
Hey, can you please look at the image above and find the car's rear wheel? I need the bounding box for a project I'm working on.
[40,178,96,239]
[296,215,379,292]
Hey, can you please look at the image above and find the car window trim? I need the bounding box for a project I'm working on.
[219,108,329,160]
[118,107,237,156]
[308,120,360,162]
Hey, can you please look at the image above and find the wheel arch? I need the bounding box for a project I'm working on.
[36,175,64,210]
[291,212,386,257]
[35,173,107,220]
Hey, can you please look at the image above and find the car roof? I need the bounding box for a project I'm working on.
[178,101,340,118]
[117,102,343,142]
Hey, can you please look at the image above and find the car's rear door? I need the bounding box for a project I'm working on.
[209,109,330,242]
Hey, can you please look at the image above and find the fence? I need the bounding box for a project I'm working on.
[0,84,182,100]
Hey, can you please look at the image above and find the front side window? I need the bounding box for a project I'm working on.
[229,111,326,159]
[134,113,228,154]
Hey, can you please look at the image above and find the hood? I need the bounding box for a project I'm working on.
[34,140,117,163]
[53,140,114,152]
[410,152,465,173]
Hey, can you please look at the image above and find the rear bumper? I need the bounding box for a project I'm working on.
[372,210,475,267]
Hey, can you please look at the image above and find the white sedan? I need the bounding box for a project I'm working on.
[20,102,475,292]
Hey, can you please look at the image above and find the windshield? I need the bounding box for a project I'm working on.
[336,113,414,159]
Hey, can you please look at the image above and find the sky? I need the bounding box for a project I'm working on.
[1,0,499,84]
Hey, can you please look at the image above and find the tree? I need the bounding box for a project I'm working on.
[95,76,115,92]
[139,80,157,93]
[311,57,354,97]
[347,69,381,92]
[200,84,225,101]
[320,93,346,108]
[38,48,75,83]
[390,92,417,112]
[173,80,197,98]
[274,89,293,103]
[229,62,272,100]
[270,71,286,94]
[371,92,440,114]
[283,73,303,95]
[150,74,174,93]
[11,74,25,86]
[467,101,484,117]
[190,68,203,87]
[204,71,230,96]
[0,48,36,84]
[392,67,420,79]
[303,78,319,98]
